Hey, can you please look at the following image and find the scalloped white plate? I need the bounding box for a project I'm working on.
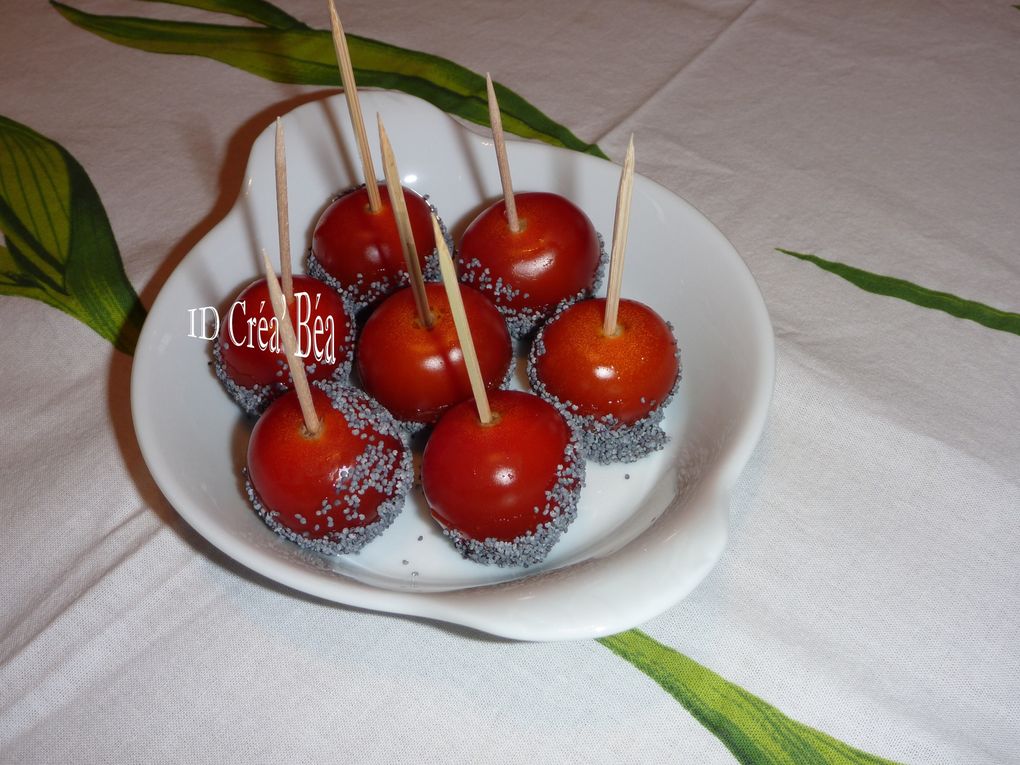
[131,91,773,641]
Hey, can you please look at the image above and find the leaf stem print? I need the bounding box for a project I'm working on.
[598,630,902,765]
[0,115,145,354]
[51,0,608,159]
[776,248,1020,337]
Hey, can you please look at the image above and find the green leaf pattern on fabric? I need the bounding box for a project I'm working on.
[50,1,607,159]
[134,0,308,29]
[599,630,903,765]
[0,115,145,354]
[776,248,1020,337]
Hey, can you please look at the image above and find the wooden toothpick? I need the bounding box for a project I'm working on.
[262,250,321,436]
[432,214,493,425]
[328,0,382,212]
[378,114,433,328]
[485,73,520,233]
[275,117,294,304]
[603,134,635,337]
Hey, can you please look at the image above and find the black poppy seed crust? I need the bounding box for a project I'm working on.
[246,383,414,555]
[526,307,682,464]
[388,414,430,437]
[307,186,451,313]
[458,232,607,339]
[213,317,356,418]
[441,430,586,567]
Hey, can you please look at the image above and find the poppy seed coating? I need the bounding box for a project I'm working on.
[527,308,682,464]
[246,383,413,555]
[439,430,585,567]
[307,186,452,313]
[458,232,607,339]
[213,333,355,418]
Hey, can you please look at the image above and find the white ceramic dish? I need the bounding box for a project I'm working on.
[131,91,774,641]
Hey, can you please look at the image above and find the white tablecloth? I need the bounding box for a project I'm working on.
[2,1,1017,762]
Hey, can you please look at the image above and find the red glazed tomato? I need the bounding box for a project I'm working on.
[247,387,405,538]
[457,192,601,329]
[218,274,353,389]
[356,283,512,424]
[421,390,576,542]
[311,184,433,307]
[532,297,678,425]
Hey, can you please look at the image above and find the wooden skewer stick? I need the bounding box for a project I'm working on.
[261,250,321,436]
[603,134,635,337]
[485,73,520,233]
[275,117,294,304]
[328,0,382,213]
[432,214,493,425]
[378,114,433,328]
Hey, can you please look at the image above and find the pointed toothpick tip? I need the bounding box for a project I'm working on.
[485,73,519,233]
[327,0,381,212]
[603,137,636,337]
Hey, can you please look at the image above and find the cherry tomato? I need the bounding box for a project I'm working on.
[457,192,601,331]
[422,390,577,542]
[218,274,353,389]
[311,184,434,308]
[356,283,512,424]
[531,297,678,425]
[247,387,406,538]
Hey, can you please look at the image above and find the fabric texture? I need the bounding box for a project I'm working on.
[1,1,1017,763]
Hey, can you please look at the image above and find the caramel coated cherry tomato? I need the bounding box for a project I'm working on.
[457,192,601,335]
[216,275,353,413]
[422,390,577,543]
[311,184,434,309]
[247,387,410,547]
[356,283,511,425]
[531,297,678,425]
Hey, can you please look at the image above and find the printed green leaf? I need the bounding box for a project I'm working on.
[135,0,308,30]
[0,115,145,354]
[776,248,1020,337]
[598,630,901,765]
[51,1,608,159]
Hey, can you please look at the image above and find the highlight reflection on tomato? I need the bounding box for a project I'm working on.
[531,297,679,425]
[218,274,352,389]
[248,388,394,535]
[356,283,511,424]
[457,192,601,332]
[311,184,434,308]
[421,390,575,542]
